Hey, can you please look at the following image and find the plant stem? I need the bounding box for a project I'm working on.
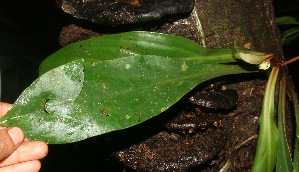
[281,56,299,66]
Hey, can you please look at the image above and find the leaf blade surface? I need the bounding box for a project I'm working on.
[0,32,255,143]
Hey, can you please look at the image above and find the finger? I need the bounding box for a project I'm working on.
[0,141,48,167]
[0,103,12,117]
[0,128,24,160]
[0,160,41,172]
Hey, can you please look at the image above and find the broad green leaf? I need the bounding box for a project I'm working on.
[0,32,255,144]
[276,72,292,172]
[252,66,279,172]
[39,32,250,74]
[0,60,85,143]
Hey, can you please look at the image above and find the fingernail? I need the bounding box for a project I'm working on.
[8,127,24,145]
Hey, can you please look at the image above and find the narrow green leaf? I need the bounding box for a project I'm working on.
[252,66,279,172]
[281,27,299,45]
[0,32,255,144]
[275,16,299,25]
[289,83,299,140]
[289,84,299,172]
[276,72,292,172]
[294,129,299,172]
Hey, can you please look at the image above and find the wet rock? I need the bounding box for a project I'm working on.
[189,89,238,109]
[59,24,101,46]
[115,129,226,171]
[165,111,222,131]
[58,0,194,25]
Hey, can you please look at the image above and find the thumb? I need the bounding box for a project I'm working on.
[0,127,24,160]
[0,102,12,117]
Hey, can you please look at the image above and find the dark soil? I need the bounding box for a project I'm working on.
[1,0,298,171]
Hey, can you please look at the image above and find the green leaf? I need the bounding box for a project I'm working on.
[289,82,299,140]
[289,83,299,172]
[276,72,292,172]
[281,27,299,45]
[252,66,279,172]
[294,129,299,172]
[39,32,248,74]
[275,16,299,25]
[0,32,255,144]
[0,59,85,143]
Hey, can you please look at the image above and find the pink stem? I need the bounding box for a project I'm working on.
[281,56,299,66]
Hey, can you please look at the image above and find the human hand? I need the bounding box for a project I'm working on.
[0,102,48,172]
